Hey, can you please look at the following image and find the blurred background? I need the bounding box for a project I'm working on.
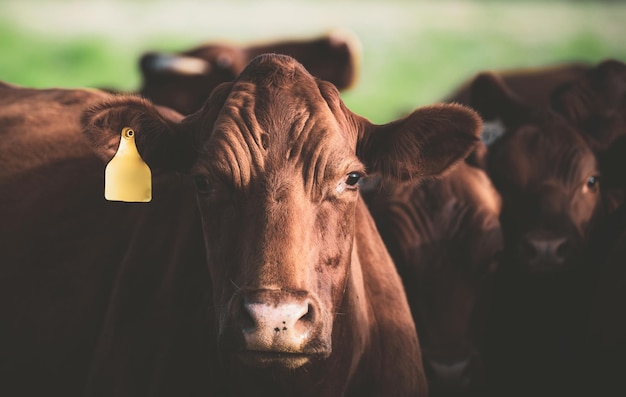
[1,0,625,123]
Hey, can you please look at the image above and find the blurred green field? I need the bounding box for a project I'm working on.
[1,0,626,123]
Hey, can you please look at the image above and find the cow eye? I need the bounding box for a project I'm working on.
[193,176,213,195]
[584,175,600,193]
[345,172,362,187]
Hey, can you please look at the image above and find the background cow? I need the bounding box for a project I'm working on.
[138,30,361,114]
[551,58,626,397]
[447,71,607,397]
[363,162,503,397]
[1,54,482,396]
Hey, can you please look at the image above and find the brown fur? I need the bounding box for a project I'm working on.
[0,83,110,181]
[364,162,503,396]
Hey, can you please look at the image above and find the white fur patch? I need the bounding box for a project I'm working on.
[150,54,210,76]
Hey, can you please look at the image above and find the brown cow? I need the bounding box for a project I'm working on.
[458,72,604,273]
[139,30,361,114]
[1,54,481,396]
[453,72,606,397]
[363,162,503,397]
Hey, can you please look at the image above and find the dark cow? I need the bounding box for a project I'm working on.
[457,72,604,274]
[139,30,360,114]
[1,54,482,396]
[363,162,503,397]
[450,72,606,397]
[551,58,626,397]
[446,61,590,109]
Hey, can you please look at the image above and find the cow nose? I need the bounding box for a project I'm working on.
[520,232,570,269]
[423,355,475,389]
[239,291,317,352]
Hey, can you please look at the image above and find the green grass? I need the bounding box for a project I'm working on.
[1,0,626,123]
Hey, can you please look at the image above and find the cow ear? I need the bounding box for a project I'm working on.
[81,96,196,171]
[358,103,481,181]
[466,72,532,124]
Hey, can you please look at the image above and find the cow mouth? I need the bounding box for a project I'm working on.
[236,350,323,369]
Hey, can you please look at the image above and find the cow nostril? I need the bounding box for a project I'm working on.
[298,303,315,324]
[240,300,256,330]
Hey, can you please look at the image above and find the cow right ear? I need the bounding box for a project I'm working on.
[357,103,481,182]
[81,96,197,172]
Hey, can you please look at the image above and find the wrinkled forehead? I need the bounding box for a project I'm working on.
[195,56,361,186]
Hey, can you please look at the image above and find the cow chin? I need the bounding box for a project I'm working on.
[232,335,332,370]
[236,350,326,370]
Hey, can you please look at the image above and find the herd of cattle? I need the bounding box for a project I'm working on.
[0,30,625,397]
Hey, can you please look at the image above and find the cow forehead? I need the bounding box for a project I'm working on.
[195,69,361,193]
[497,121,596,181]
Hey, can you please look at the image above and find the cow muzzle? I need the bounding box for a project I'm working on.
[519,230,574,272]
[228,289,328,369]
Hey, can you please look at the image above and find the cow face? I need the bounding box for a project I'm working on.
[83,54,480,372]
[467,73,602,273]
[365,163,503,394]
[139,31,360,115]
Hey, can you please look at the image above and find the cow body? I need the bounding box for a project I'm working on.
[2,54,481,396]
[363,162,503,397]
[139,30,360,114]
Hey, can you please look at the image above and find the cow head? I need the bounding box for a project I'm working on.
[365,163,503,394]
[139,31,360,115]
[466,72,603,273]
[83,54,480,373]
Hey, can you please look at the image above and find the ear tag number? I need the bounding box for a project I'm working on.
[104,127,152,202]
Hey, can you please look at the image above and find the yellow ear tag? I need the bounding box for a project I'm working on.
[104,127,152,202]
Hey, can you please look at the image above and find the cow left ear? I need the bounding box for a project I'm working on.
[81,95,197,172]
[357,103,481,181]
